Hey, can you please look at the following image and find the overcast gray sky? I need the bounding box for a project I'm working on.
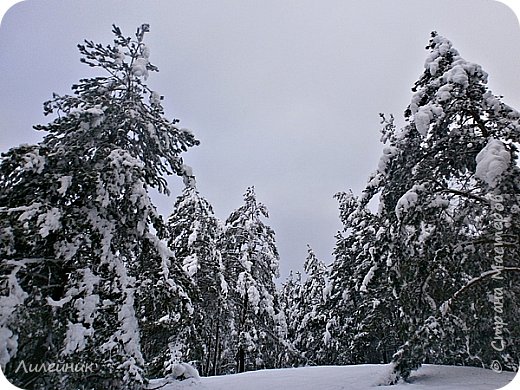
[1,0,520,281]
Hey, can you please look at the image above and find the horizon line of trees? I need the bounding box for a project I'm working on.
[0,25,518,390]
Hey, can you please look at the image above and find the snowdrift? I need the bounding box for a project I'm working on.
[149,364,518,390]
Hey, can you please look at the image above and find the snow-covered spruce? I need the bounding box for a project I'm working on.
[326,191,398,365]
[328,31,520,383]
[278,271,305,367]
[165,175,229,376]
[292,245,329,366]
[0,24,199,390]
[220,187,286,373]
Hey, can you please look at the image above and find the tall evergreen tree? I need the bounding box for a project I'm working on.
[278,271,305,367]
[326,190,399,366]
[166,169,229,376]
[356,32,520,383]
[220,187,285,373]
[293,245,330,365]
[0,24,199,389]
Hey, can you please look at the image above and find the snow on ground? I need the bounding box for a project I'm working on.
[148,364,517,390]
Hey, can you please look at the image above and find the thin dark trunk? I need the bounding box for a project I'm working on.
[236,293,248,373]
[204,319,213,376]
[213,314,220,376]
[237,347,245,373]
[382,341,388,364]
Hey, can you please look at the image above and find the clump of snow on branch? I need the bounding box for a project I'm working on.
[187,220,199,246]
[17,203,42,228]
[131,44,151,80]
[22,149,45,174]
[37,207,62,238]
[0,261,29,368]
[58,175,72,195]
[395,189,419,220]
[182,254,198,277]
[413,104,444,136]
[247,285,261,312]
[108,149,145,170]
[47,267,100,358]
[323,319,335,345]
[114,46,125,65]
[114,257,145,383]
[73,268,101,325]
[377,146,397,173]
[475,139,510,187]
[62,322,94,355]
[359,264,378,293]
[149,91,161,105]
[424,36,455,76]
[85,106,105,127]
[182,164,196,188]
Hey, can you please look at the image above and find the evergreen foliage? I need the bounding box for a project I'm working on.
[0,24,199,389]
[293,245,329,365]
[326,191,399,366]
[166,172,229,376]
[220,187,285,373]
[383,32,520,382]
[278,271,305,367]
[327,32,520,383]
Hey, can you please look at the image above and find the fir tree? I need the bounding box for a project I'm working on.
[326,191,399,366]
[278,271,304,367]
[288,246,329,365]
[0,24,199,389]
[166,169,229,376]
[220,187,285,373]
[362,32,520,383]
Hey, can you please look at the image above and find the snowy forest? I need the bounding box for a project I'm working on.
[0,24,519,390]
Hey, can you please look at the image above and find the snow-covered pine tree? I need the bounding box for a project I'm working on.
[278,271,305,367]
[279,271,301,341]
[326,190,399,366]
[362,32,520,383]
[0,24,199,389]
[220,187,285,373]
[165,169,229,376]
[133,226,196,381]
[293,245,330,365]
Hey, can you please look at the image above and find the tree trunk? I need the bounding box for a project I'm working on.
[237,346,245,373]
[213,314,220,376]
[236,292,249,373]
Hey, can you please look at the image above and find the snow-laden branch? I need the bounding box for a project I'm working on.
[440,267,520,315]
